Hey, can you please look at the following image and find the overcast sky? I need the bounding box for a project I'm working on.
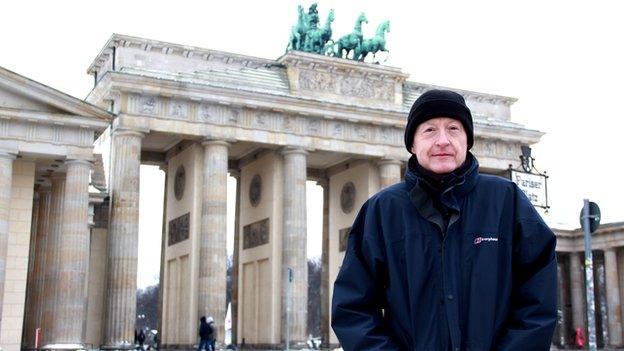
[3,0,623,288]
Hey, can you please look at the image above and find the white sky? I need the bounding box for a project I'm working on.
[3,0,623,288]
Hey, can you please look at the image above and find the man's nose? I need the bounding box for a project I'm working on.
[435,130,451,146]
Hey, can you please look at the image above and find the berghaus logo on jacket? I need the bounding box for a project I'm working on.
[474,236,498,245]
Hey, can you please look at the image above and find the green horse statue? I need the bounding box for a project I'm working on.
[287,5,308,51]
[355,20,390,62]
[304,9,335,54]
[334,12,368,59]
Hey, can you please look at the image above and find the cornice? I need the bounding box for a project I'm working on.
[404,81,518,107]
[0,66,113,123]
[87,33,276,76]
[99,71,407,127]
[0,107,110,130]
[277,50,409,82]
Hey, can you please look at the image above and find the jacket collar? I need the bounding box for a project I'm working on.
[406,152,480,212]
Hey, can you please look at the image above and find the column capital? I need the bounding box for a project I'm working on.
[229,169,241,179]
[0,150,17,160]
[65,158,93,168]
[316,178,329,189]
[37,185,52,194]
[50,173,66,182]
[280,146,309,157]
[112,128,145,139]
[201,139,231,148]
[377,158,403,167]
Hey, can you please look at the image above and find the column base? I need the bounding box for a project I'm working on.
[237,341,310,350]
[100,341,136,350]
[41,344,87,350]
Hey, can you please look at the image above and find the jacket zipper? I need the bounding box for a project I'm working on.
[439,176,465,351]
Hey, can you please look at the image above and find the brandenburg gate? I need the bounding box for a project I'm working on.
[4,33,621,350]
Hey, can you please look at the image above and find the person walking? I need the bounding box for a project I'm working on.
[331,89,557,350]
[198,316,214,351]
[137,329,146,350]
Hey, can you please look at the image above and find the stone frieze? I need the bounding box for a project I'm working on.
[126,94,404,147]
[298,69,394,102]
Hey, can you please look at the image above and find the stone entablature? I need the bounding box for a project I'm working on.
[0,67,112,159]
[86,34,544,173]
[89,35,515,120]
[403,82,517,121]
[89,77,541,172]
[278,50,407,109]
[554,222,624,252]
[87,35,276,82]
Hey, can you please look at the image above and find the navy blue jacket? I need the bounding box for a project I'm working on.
[331,155,557,351]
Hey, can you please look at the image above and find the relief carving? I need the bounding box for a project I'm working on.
[505,143,516,158]
[340,77,393,102]
[355,125,368,140]
[331,122,344,138]
[308,118,321,135]
[226,108,241,124]
[199,104,218,123]
[339,227,352,252]
[243,218,270,249]
[484,141,496,156]
[340,77,375,99]
[169,100,187,118]
[299,69,336,92]
[174,165,185,201]
[168,213,190,246]
[379,126,390,142]
[340,181,356,214]
[283,115,294,131]
[249,174,262,207]
[140,96,158,115]
[255,114,267,127]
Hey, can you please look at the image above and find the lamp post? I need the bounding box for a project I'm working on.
[520,145,534,172]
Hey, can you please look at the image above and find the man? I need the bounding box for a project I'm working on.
[331,89,557,350]
[137,329,146,350]
[198,316,214,351]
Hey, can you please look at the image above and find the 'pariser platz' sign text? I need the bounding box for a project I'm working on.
[510,170,548,209]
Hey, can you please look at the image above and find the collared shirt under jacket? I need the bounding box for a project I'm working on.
[331,154,557,351]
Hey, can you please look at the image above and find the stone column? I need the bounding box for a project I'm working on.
[556,259,568,346]
[42,175,66,346]
[377,159,402,189]
[198,140,230,343]
[317,179,330,346]
[231,169,241,345]
[53,159,91,347]
[0,152,15,325]
[103,129,143,349]
[281,147,308,345]
[23,192,39,347]
[25,188,51,347]
[604,248,623,346]
[156,165,168,350]
[570,252,586,334]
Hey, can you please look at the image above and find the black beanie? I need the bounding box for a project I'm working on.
[404,89,474,154]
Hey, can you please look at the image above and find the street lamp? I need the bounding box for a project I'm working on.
[520,145,533,172]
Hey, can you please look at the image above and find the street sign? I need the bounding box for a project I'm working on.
[580,201,601,233]
[510,169,548,208]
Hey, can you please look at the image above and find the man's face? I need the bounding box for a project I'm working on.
[410,117,468,174]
